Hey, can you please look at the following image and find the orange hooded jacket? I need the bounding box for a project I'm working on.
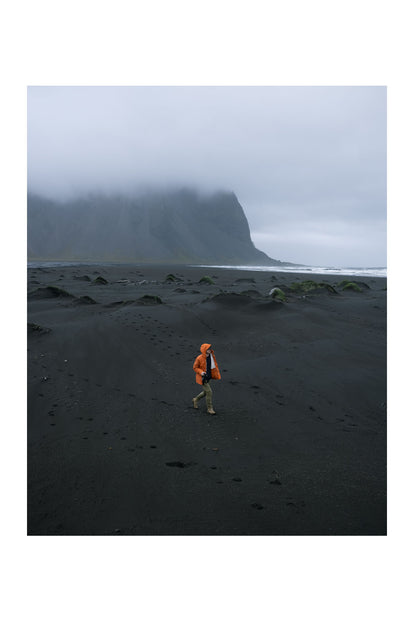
[193,343,221,385]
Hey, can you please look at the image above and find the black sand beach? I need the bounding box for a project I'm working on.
[27,264,386,535]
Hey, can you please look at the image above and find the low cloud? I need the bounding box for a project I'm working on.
[27,85,386,266]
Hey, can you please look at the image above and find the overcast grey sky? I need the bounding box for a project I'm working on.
[27,86,386,267]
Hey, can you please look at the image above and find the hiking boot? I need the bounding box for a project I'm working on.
[192,398,199,409]
[207,409,216,415]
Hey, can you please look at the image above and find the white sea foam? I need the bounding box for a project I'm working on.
[195,265,387,278]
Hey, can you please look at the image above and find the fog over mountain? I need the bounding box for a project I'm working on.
[28,189,284,265]
[27,86,387,266]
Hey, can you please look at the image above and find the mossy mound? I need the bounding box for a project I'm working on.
[29,286,73,299]
[165,273,180,283]
[269,287,287,302]
[289,280,337,295]
[338,279,370,290]
[199,276,215,285]
[92,276,108,285]
[289,280,319,293]
[341,282,362,292]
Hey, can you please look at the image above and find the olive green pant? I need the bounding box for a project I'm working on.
[194,381,213,409]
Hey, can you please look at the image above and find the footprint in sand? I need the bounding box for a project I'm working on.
[165,461,196,468]
[286,501,306,513]
[251,503,264,510]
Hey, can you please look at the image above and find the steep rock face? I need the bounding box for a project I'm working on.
[27,189,278,265]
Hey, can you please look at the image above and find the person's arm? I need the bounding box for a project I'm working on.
[193,357,205,377]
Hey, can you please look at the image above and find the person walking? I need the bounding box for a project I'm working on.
[192,343,221,414]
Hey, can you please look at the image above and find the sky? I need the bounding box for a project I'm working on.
[27,86,386,267]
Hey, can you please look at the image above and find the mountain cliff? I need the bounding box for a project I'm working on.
[27,189,281,265]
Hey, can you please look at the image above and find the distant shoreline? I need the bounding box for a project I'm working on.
[27,260,387,278]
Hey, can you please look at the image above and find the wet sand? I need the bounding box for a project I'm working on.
[27,264,387,535]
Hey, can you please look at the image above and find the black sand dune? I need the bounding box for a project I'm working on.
[27,265,387,535]
[29,285,74,299]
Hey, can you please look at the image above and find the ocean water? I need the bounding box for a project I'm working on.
[195,265,387,278]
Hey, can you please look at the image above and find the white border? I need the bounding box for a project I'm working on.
[2,1,412,619]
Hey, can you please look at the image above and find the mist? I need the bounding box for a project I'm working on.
[27,86,386,266]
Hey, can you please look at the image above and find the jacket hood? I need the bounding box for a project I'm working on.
[200,343,212,355]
